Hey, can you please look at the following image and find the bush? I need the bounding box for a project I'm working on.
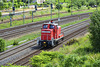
[89,11,100,51]
[89,0,96,7]
[68,9,71,13]
[30,51,62,67]
[77,2,82,9]
[93,60,100,67]
[13,40,19,45]
[64,55,88,67]
[0,38,5,52]
[88,6,91,9]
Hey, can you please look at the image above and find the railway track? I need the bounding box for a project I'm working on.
[13,20,89,66]
[0,11,69,24]
[0,20,90,66]
[0,10,90,24]
[0,12,91,39]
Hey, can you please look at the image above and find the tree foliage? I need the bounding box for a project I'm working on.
[30,51,100,67]
[89,11,100,51]
[56,4,63,10]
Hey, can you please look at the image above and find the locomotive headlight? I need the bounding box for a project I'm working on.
[44,42,46,44]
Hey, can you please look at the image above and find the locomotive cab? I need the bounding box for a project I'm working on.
[37,21,64,47]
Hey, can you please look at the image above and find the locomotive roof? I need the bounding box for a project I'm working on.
[43,22,58,26]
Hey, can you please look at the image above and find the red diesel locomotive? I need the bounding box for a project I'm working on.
[37,21,64,47]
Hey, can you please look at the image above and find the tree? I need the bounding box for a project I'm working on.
[4,3,9,11]
[89,11,100,51]
[77,2,82,9]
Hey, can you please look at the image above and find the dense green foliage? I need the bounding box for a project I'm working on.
[0,38,5,52]
[30,51,100,67]
[89,11,100,51]
[2,29,100,67]
[56,4,63,10]
[30,34,100,67]
[1,0,100,10]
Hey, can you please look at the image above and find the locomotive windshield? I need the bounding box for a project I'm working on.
[50,25,54,29]
[43,25,48,29]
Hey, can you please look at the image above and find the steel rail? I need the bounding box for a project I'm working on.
[0,13,91,39]
[0,12,91,33]
[0,19,90,66]
[13,20,89,66]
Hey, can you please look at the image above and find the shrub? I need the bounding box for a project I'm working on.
[89,11,100,51]
[68,9,71,13]
[93,60,100,67]
[89,0,96,7]
[13,40,19,45]
[0,38,5,52]
[88,6,91,9]
[64,55,88,67]
[77,2,82,9]
[30,51,62,67]
[45,63,53,67]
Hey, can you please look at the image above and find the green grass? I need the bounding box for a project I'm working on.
[29,33,100,67]
[59,33,100,60]
[0,8,95,29]
[61,18,89,28]
[5,31,41,47]
[5,18,89,49]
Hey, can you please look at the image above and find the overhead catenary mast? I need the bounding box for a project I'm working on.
[58,0,60,25]
[51,0,52,21]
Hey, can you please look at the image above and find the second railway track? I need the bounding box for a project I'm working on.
[0,12,91,39]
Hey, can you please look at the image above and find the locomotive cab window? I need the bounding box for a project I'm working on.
[43,25,48,29]
[50,25,55,29]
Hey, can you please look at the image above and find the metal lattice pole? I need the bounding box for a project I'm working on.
[28,0,30,8]
[32,11,33,22]
[12,0,14,14]
[96,0,98,11]
[71,0,72,15]
[58,0,60,25]
[51,0,52,21]
[23,1,25,24]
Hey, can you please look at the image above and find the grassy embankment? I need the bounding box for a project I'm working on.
[0,7,96,29]
[2,33,100,67]
[29,34,100,67]
[5,18,89,49]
